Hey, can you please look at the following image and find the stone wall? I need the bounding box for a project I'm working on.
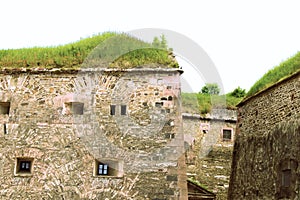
[183,110,236,200]
[0,68,187,199]
[228,71,300,199]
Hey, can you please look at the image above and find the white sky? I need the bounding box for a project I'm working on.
[0,0,299,93]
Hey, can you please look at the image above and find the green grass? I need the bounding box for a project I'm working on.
[0,32,178,69]
[247,51,300,97]
[181,92,243,114]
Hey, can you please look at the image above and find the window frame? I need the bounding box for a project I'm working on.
[222,128,233,141]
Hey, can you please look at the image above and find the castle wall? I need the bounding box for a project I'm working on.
[0,68,187,199]
[183,110,236,200]
[228,72,300,199]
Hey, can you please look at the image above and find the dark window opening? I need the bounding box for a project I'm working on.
[291,93,294,101]
[65,102,84,115]
[161,97,168,101]
[282,169,291,187]
[16,158,33,175]
[223,129,232,141]
[95,160,122,177]
[121,105,127,115]
[167,86,172,89]
[71,102,84,115]
[0,102,10,115]
[110,105,116,115]
[3,124,7,134]
[168,96,173,101]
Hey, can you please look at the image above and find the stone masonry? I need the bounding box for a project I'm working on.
[0,67,188,199]
[183,109,236,199]
[228,70,300,199]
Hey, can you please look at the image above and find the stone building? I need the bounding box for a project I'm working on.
[228,69,300,199]
[0,67,188,199]
[183,109,236,199]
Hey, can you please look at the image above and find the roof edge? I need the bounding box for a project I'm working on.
[237,69,300,107]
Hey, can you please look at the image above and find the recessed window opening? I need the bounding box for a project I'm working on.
[291,93,294,101]
[121,105,127,115]
[110,105,116,115]
[167,86,172,89]
[282,169,291,187]
[65,102,84,115]
[223,129,232,141]
[161,97,168,101]
[95,159,123,177]
[15,158,33,175]
[3,124,7,134]
[0,102,10,115]
[168,96,173,101]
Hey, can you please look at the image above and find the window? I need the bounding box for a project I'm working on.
[282,169,291,187]
[94,159,123,177]
[223,129,232,141]
[65,102,84,115]
[15,158,33,175]
[121,105,127,115]
[110,105,116,115]
[98,163,109,175]
[0,102,10,115]
[3,124,7,134]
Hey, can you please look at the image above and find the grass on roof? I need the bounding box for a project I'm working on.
[0,32,178,69]
[181,92,243,114]
[247,51,300,97]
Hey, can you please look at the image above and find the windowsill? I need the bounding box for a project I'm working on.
[14,173,33,177]
[93,175,123,179]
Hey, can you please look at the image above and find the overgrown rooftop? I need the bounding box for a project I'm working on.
[0,32,178,70]
[247,51,300,97]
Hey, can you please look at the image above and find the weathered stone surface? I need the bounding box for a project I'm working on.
[228,71,300,199]
[0,68,187,199]
[183,110,236,199]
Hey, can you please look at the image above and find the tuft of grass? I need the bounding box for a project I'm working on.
[247,52,300,97]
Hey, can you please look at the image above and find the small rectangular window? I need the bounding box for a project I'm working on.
[110,105,116,115]
[98,163,109,175]
[0,102,10,115]
[282,169,291,187]
[94,159,123,177]
[65,102,84,115]
[121,105,127,115]
[15,158,33,175]
[223,129,232,141]
[3,124,7,134]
